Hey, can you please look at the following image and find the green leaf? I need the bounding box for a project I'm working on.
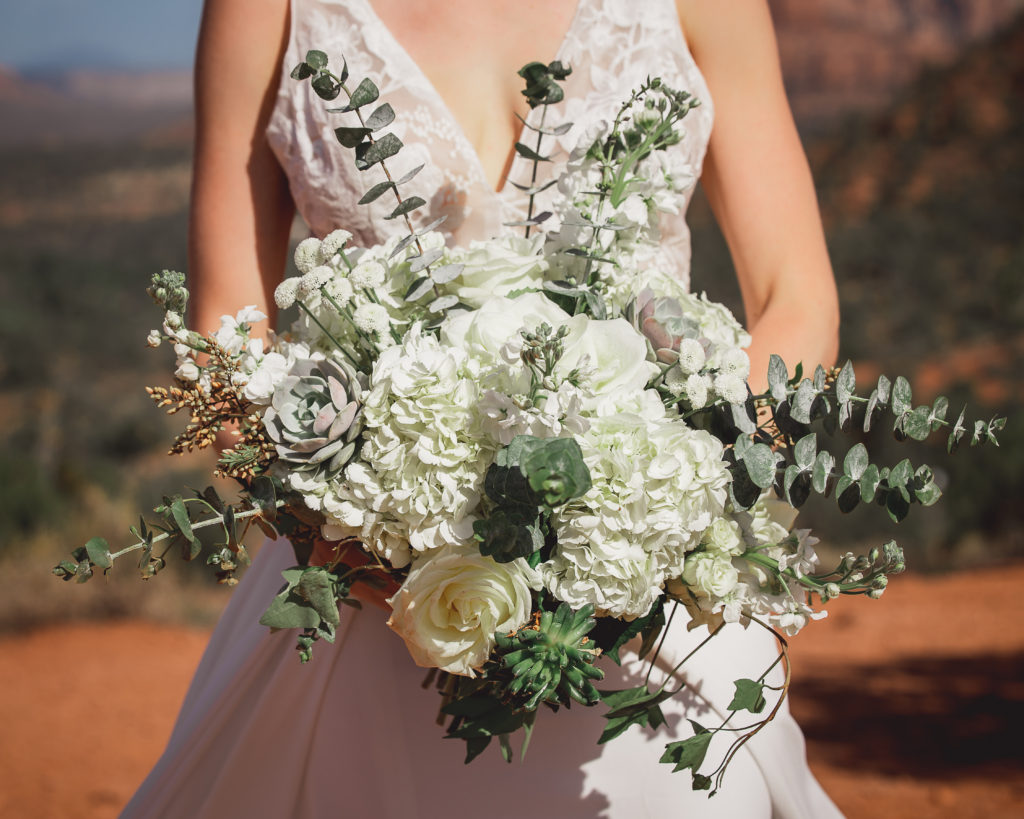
[311,74,340,101]
[521,437,592,506]
[929,396,949,426]
[290,62,314,81]
[903,406,933,441]
[356,133,403,168]
[385,196,426,220]
[660,724,713,773]
[692,774,713,791]
[297,567,341,626]
[859,464,881,503]
[358,180,395,205]
[863,389,880,433]
[405,276,433,302]
[170,497,201,559]
[395,163,425,185]
[914,479,942,506]
[835,361,856,404]
[305,50,328,70]
[84,537,112,570]
[836,475,860,513]
[728,455,762,510]
[947,406,967,453]
[783,464,811,507]
[790,380,816,424]
[605,599,665,665]
[598,686,673,744]
[767,354,788,403]
[892,376,912,416]
[334,126,371,148]
[843,443,869,480]
[364,102,395,131]
[888,459,913,488]
[346,77,380,110]
[513,142,550,162]
[743,443,778,490]
[885,488,911,523]
[259,590,322,630]
[812,450,835,496]
[474,510,544,563]
[794,433,817,470]
[728,678,767,714]
[875,374,892,406]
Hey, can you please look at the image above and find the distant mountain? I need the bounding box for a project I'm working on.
[771,0,1024,126]
[0,65,192,148]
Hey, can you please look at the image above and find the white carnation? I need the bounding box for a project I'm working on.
[293,237,322,274]
[387,545,540,676]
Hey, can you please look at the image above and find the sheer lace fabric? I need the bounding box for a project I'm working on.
[266,0,713,290]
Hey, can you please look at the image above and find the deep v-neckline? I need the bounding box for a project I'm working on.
[358,0,585,198]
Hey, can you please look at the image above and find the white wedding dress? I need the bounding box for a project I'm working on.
[122,1,843,816]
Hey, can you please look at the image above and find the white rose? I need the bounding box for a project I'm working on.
[387,545,540,676]
[440,293,570,365]
[557,316,659,408]
[448,235,547,308]
[702,518,745,556]
[682,551,739,599]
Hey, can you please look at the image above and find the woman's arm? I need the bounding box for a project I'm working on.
[677,0,840,390]
[190,0,295,339]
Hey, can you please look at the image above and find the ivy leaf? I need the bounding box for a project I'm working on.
[660,722,713,773]
[728,678,767,714]
[297,567,341,626]
[598,686,673,744]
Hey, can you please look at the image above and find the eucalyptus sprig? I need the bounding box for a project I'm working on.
[506,60,574,237]
[291,50,465,317]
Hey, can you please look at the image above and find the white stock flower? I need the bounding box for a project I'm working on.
[146,329,162,348]
[213,306,265,357]
[349,260,386,290]
[294,237,322,274]
[175,359,200,382]
[353,302,390,335]
[274,277,300,310]
[242,351,290,404]
[387,545,540,676]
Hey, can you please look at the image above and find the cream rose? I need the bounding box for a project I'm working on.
[556,315,659,407]
[440,292,571,365]
[448,235,548,308]
[387,545,540,676]
[682,550,740,599]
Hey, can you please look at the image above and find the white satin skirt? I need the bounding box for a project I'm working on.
[122,539,842,818]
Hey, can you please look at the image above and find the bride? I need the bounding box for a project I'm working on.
[123,0,842,816]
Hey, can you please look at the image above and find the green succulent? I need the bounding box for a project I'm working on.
[494,603,604,709]
[263,356,364,479]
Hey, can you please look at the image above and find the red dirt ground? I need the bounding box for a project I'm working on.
[2,564,1022,818]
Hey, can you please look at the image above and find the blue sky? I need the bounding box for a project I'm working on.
[0,1,205,70]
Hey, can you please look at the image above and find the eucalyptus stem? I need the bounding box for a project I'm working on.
[524,105,549,239]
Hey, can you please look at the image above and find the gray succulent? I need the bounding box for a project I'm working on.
[264,356,364,478]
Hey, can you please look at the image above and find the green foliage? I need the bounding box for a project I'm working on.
[660,721,713,776]
[517,60,572,109]
[728,679,767,714]
[598,684,672,744]
[493,603,604,709]
[474,435,591,563]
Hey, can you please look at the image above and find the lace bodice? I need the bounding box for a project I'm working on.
[266,0,714,289]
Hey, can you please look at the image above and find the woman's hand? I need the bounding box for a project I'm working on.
[309,540,401,612]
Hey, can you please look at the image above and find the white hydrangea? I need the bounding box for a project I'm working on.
[293,237,322,274]
[541,412,731,618]
[319,326,495,567]
[476,380,591,446]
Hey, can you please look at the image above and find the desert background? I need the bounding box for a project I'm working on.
[1,0,1023,816]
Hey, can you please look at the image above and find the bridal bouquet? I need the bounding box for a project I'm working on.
[56,54,1005,792]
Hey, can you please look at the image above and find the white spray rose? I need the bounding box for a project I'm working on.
[387,545,540,676]
[682,551,740,599]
